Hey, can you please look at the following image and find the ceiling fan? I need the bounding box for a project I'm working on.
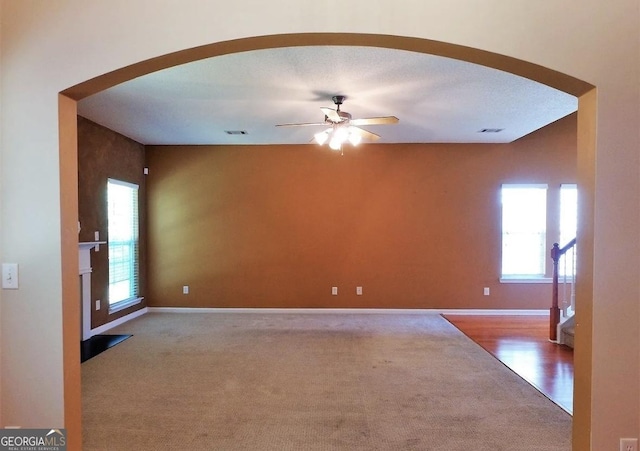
[276,95,399,153]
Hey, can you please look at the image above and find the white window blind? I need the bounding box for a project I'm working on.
[107,179,140,305]
[501,184,548,277]
[559,184,578,276]
[560,184,577,246]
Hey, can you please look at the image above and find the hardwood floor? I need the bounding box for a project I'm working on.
[443,314,574,414]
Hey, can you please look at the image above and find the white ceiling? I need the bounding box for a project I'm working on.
[78,46,578,146]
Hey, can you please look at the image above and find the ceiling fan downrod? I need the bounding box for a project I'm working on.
[332,95,346,111]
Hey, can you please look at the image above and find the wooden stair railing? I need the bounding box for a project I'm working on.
[550,238,577,341]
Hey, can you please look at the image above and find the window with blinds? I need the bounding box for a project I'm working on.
[107,179,140,306]
[501,184,548,277]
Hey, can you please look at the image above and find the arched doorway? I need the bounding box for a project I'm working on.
[59,33,595,449]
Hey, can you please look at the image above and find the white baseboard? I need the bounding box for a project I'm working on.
[89,307,149,336]
[437,309,549,316]
[147,307,548,316]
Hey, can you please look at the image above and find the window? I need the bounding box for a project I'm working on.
[107,179,140,309]
[559,184,578,276]
[559,184,577,246]
[501,184,548,278]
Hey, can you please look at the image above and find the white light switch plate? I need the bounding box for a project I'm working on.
[2,263,19,289]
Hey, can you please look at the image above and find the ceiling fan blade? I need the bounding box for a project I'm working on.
[350,116,399,126]
[320,107,342,123]
[350,126,381,141]
[276,122,327,127]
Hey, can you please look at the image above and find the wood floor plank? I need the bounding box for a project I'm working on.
[443,314,573,414]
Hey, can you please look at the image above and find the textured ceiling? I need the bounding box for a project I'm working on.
[78,46,578,146]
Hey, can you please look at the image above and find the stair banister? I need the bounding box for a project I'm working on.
[550,238,577,341]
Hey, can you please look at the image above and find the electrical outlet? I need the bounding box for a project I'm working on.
[621,438,638,451]
[183,285,189,294]
[356,286,363,295]
[483,287,490,296]
[331,287,338,295]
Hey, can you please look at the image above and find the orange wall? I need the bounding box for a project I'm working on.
[146,114,576,309]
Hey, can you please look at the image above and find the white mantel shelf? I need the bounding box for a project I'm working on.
[79,241,106,251]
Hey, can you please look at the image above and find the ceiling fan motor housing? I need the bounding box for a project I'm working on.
[332,95,346,106]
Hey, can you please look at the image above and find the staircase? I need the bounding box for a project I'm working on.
[560,316,575,348]
[550,238,577,347]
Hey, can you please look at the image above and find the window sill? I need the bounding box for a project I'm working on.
[500,277,552,284]
[109,297,144,314]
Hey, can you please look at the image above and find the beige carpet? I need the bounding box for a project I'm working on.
[82,312,571,450]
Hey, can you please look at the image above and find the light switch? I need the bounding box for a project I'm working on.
[2,263,19,289]
[331,287,338,295]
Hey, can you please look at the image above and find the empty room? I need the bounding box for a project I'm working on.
[2,3,638,451]
[77,45,577,450]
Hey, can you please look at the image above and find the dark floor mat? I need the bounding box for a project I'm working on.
[81,334,132,363]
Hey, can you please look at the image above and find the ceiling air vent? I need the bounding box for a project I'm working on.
[478,128,504,133]
[224,130,248,135]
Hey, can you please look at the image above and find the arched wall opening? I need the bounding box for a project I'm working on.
[58,33,596,450]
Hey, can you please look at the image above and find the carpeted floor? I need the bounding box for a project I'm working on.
[82,312,571,450]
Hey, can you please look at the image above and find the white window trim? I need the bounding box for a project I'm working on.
[107,178,140,306]
[500,183,549,278]
[502,183,549,189]
[109,296,144,314]
[500,277,552,284]
[108,178,139,190]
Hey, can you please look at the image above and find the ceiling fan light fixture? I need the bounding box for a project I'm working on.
[334,126,348,141]
[314,130,329,145]
[277,95,397,152]
[347,127,362,146]
[329,134,342,150]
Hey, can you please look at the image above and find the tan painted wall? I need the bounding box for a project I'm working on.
[0,0,3,429]
[146,116,576,310]
[1,2,638,450]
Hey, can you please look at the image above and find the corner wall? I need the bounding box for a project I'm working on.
[146,115,576,309]
[77,117,147,328]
